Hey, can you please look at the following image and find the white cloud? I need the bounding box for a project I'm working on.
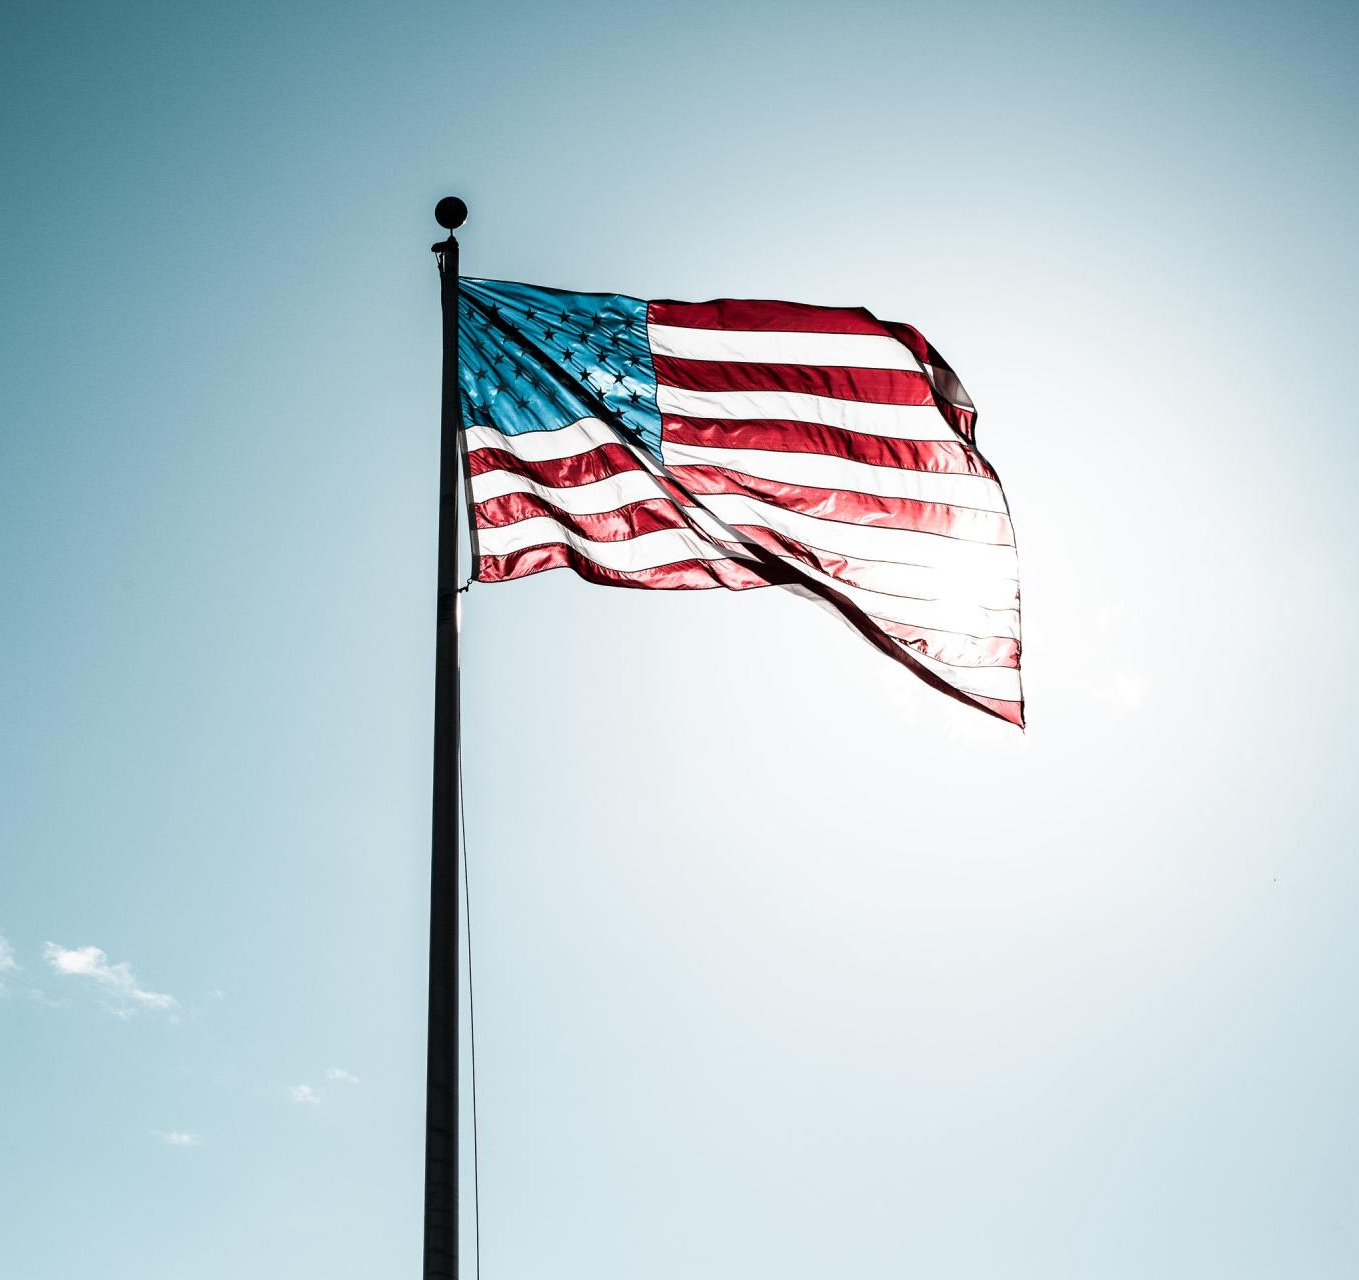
[43,943,178,1017]
[325,1067,360,1086]
[152,1130,200,1147]
[0,930,17,975]
[289,1084,321,1105]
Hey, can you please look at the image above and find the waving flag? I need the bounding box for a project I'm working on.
[457,279,1024,726]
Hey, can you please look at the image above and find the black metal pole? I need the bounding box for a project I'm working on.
[425,194,468,1280]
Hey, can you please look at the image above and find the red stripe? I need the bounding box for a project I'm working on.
[936,401,976,442]
[475,491,692,543]
[477,543,768,592]
[652,355,933,406]
[879,320,977,442]
[468,445,694,511]
[877,621,1020,670]
[662,418,996,479]
[649,299,883,334]
[669,465,1016,546]
[960,693,1024,728]
[467,442,647,487]
[879,319,930,364]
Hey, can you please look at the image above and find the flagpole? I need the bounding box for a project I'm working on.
[425,194,468,1280]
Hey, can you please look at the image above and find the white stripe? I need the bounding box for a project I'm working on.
[647,324,923,371]
[471,466,670,515]
[655,385,955,442]
[476,514,735,574]
[731,548,1020,642]
[922,362,974,411]
[471,461,746,565]
[896,644,1021,703]
[694,492,1019,582]
[719,527,1019,613]
[464,418,639,464]
[667,506,1017,629]
[661,439,1009,513]
[783,587,1021,700]
[789,590,1021,700]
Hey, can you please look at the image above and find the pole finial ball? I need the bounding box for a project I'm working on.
[435,197,468,231]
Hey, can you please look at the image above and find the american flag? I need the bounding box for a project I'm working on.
[457,279,1024,727]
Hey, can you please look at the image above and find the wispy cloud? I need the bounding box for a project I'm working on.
[325,1067,360,1086]
[43,943,178,1017]
[0,930,16,989]
[289,1084,321,1105]
[152,1130,200,1147]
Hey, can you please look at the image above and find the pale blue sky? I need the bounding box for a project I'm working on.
[3,2,1358,1277]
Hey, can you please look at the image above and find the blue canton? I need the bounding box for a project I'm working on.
[458,279,661,461]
